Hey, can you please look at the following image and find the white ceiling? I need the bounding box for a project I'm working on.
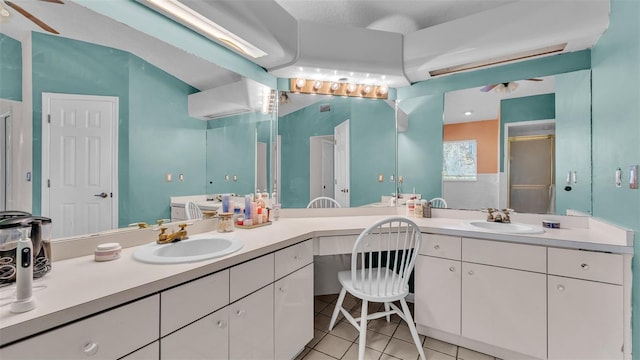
[0,0,609,91]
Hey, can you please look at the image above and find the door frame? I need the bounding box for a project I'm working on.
[0,110,11,211]
[41,93,119,229]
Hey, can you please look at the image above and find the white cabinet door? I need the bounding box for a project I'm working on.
[161,306,229,360]
[548,275,623,360]
[121,341,159,360]
[230,284,275,360]
[461,263,546,359]
[274,264,314,360]
[414,255,461,335]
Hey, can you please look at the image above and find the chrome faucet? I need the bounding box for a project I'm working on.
[157,224,189,244]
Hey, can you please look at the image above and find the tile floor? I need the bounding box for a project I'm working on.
[297,294,498,360]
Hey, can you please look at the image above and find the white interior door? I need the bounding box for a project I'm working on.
[42,93,118,238]
[321,139,334,197]
[334,119,350,207]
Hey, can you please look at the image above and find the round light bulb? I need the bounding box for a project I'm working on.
[330,82,340,91]
[363,85,373,94]
[378,84,389,95]
[295,78,306,88]
[346,83,357,93]
[313,80,322,90]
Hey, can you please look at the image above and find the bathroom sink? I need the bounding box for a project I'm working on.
[466,221,545,235]
[133,236,243,264]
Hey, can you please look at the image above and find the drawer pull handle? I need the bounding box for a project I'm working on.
[83,342,99,356]
[434,244,440,250]
[236,309,246,317]
[449,266,456,272]
[557,284,565,291]
[468,270,474,276]
[279,287,287,293]
[217,320,227,328]
[580,263,589,270]
[294,255,301,261]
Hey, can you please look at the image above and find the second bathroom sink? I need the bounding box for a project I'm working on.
[466,221,545,234]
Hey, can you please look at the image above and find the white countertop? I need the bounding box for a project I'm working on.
[0,214,633,346]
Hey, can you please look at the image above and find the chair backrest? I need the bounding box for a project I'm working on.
[307,196,342,208]
[429,197,447,208]
[185,201,204,220]
[350,217,422,297]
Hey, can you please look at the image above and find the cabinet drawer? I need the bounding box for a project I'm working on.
[462,238,546,273]
[1,295,159,359]
[275,239,313,279]
[317,235,357,255]
[548,248,623,285]
[161,269,229,336]
[230,253,274,302]
[420,234,461,260]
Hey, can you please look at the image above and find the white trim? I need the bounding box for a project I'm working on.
[41,93,119,230]
[0,111,11,211]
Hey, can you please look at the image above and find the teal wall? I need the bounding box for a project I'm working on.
[206,112,273,195]
[590,0,640,357]
[278,97,395,208]
[499,93,556,172]
[31,33,204,226]
[397,95,444,200]
[555,70,592,215]
[0,34,21,101]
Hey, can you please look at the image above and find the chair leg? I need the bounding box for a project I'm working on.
[384,302,391,322]
[329,287,347,331]
[358,299,369,360]
[400,298,426,360]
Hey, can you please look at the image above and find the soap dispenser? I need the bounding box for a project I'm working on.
[11,226,37,313]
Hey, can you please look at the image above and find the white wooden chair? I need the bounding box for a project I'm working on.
[184,201,204,220]
[429,197,448,208]
[328,217,425,360]
[306,196,341,208]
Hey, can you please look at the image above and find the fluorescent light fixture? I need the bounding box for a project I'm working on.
[141,0,267,58]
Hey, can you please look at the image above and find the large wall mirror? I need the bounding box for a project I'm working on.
[1,27,276,240]
[277,93,396,208]
[397,69,592,215]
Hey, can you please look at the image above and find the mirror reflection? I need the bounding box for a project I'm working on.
[277,94,396,208]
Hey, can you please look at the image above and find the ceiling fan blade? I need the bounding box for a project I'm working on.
[38,0,64,3]
[4,1,59,34]
[480,84,498,92]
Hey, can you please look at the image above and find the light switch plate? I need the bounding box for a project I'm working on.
[179,174,184,182]
[166,173,172,182]
[378,174,384,182]
[630,165,638,189]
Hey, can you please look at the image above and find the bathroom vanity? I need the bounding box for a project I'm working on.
[0,211,633,360]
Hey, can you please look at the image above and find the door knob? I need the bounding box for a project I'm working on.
[94,192,108,198]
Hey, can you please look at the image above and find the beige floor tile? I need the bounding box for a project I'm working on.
[329,320,361,342]
[383,338,420,360]
[425,349,456,360]
[380,354,402,360]
[343,343,384,360]
[308,328,329,348]
[423,337,458,357]
[314,333,352,359]
[295,347,312,360]
[316,293,340,304]
[392,324,425,345]
[367,318,400,336]
[321,302,341,318]
[315,299,331,314]
[355,329,392,353]
[457,347,494,360]
[315,313,332,332]
[303,349,339,360]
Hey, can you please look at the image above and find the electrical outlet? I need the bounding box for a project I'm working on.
[179,174,184,182]
[225,175,230,181]
[378,174,384,182]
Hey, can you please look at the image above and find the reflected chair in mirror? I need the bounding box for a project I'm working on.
[306,196,342,208]
[429,197,447,208]
[185,201,204,220]
[328,217,426,360]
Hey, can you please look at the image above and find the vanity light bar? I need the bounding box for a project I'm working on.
[290,78,389,99]
[140,0,268,58]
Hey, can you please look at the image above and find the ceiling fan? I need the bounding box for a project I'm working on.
[0,0,63,35]
[480,78,543,93]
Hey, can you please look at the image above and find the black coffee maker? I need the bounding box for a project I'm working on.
[0,211,52,285]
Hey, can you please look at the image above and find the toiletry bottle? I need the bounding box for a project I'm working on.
[424,200,432,218]
[406,199,415,217]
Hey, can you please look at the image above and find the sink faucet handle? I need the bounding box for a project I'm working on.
[178,223,188,231]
